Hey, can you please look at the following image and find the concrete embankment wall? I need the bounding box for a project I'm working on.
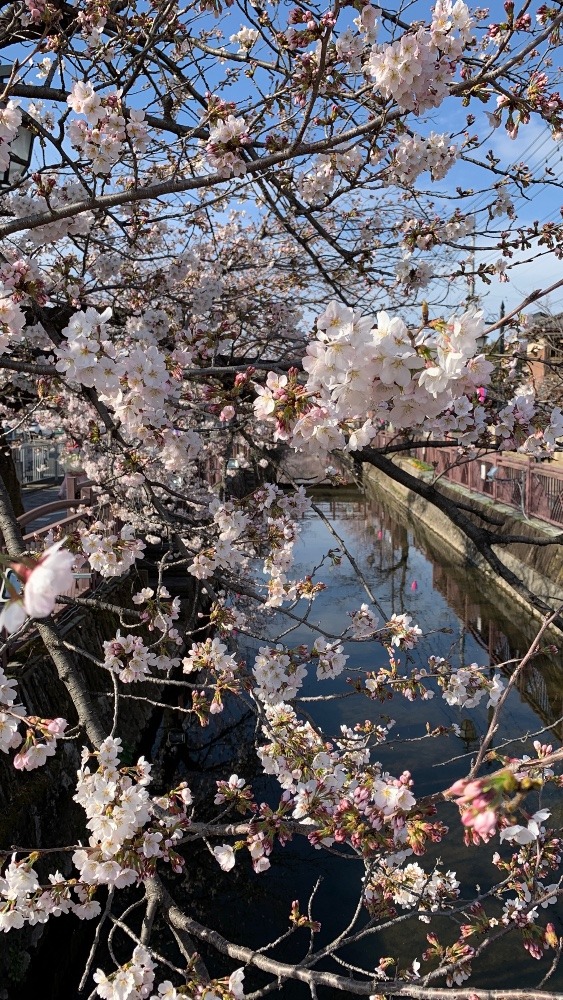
[362,459,563,627]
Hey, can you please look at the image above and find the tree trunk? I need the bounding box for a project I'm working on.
[0,429,23,519]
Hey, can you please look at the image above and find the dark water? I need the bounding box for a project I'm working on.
[11,486,563,998]
[186,485,563,997]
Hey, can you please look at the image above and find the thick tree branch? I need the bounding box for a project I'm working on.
[146,874,563,1000]
[357,448,563,628]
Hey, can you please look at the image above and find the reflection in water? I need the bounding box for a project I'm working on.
[320,485,562,738]
[352,481,563,741]
[177,485,563,998]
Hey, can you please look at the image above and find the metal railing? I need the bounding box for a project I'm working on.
[373,433,563,528]
[0,481,99,619]
[12,440,65,485]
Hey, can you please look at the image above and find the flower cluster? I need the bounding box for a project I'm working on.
[230,25,259,53]
[298,154,335,203]
[208,598,248,635]
[132,586,182,642]
[394,257,433,291]
[369,0,471,111]
[0,254,47,305]
[188,502,248,580]
[385,613,422,649]
[55,305,115,388]
[103,633,158,683]
[93,946,155,1000]
[0,101,23,176]
[205,115,251,178]
[0,284,26,356]
[447,771,520,844]
[298,146,363,203]
[80,522,145,577]
[56,305,178,434]
[262,513,302,606]
[258,300,500,456]
[311,637,348,679]
[223,485,309,607]
[95,947,245,1000]
[214,772,255,813]
[402,210,475,251]
[258,703,420,858]
[0,856,100,932]
[500,808,551,846]
[0,539,75,635]
[67,82,149,175]
[253,369,310,441]
[8,178,95,244]
[0,666,23,756]
[73,738,190,889]
[364,860,460,918]
[0,666,67,770]
[348,603,380,638]
[182,637,241,719]
[387,132,458,186]
[439,664,504,708]
[182,637,239,677]
[12,716,67,771]
[253,645,308,705]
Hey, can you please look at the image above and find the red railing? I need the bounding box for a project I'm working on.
[17,479,98,603]
[373,434,563,528]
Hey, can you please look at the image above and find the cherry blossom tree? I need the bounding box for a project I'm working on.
[0,0,563,997]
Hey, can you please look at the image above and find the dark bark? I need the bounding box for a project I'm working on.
[0,428,23,518]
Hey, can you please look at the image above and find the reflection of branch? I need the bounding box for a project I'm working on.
[357,447,563,628]
[468,608,562,780]
[278,457,388,618]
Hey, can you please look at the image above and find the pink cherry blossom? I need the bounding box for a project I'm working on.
[23,540,75,618]
[0,540,75,634]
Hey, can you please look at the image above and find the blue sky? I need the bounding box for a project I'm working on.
[3,0,563,326]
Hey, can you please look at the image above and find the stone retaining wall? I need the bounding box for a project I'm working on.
[362,459,563,628]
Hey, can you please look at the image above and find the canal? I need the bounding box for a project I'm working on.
[15,483,563,998]
[185,483,563,998]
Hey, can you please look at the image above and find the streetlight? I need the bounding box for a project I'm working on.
[0,64,34,189]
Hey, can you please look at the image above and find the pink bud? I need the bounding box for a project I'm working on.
[447,778,469,797]
[46,717,68,735]
[377,530,383,540]
[410,580,418,591]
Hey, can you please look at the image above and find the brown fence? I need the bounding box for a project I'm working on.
[1,478,101,610]
[373,434,563,529]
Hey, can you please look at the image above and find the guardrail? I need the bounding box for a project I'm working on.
[372,433,563,528]
[0,482,99,623]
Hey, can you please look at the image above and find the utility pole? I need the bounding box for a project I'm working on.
[499,300,505,355]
